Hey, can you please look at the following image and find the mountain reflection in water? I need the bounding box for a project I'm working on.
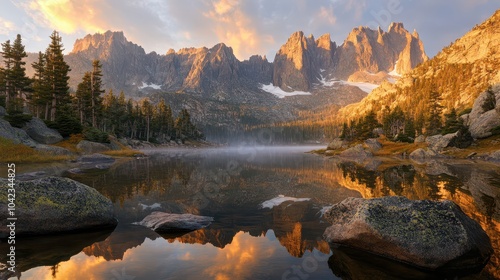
[9,147,500,280]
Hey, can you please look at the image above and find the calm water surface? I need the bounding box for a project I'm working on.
[4,146,500,279]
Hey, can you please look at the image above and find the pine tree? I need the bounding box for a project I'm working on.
[425,91,444,136]
[90,60,104,127]
[75,72,92,125]
[31,51,51,118]
[1,40,13,106]
[442,108,462,135]
[141,99,153,142]
[45,31,70,122]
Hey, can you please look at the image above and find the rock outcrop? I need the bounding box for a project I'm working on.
[76,140,112,154]
[339,144,373,159]
[22,117,63,144]
[327,138,348,150]
[0,177,117,237]
[136,212,213,233]
[467,85,500,139]
[0,118,37,147]
[323,196,493,271]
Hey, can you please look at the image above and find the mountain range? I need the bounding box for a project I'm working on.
[23,22,429,141]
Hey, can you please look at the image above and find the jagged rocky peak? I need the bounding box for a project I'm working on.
[335,22,428,80]
[71,31,131,54]
[273,31,319,91]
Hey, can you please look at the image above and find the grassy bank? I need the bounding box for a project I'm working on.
[0,138,72,163]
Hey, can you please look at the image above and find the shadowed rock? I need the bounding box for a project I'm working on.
[323,196,493,271]
[136,212,213,233]
[0,177,117,237]
[23,117,63,144]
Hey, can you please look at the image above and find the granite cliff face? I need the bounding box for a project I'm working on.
[271,24,427,92]
[335,9,500,123]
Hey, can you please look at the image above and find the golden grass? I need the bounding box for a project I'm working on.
[54,134,83,153]
[0,137,71,163]
[374,139,427,157]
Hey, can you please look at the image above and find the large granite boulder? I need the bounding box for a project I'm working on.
[327,138,348,150]
[364,138,382,152]
[76,140,111,154]
[35,144,74,156]
[0,177,117,237]
[468,86,500,139]
[469,110,500,139]
[136,212,213,233]
[323,196,492,271]
[339,144,373,159]
[23,117,63,144]
[0,119,37,147]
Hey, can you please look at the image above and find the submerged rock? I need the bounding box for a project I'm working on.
[137,212,213,233]
[323,196,493,271]
[0,177,117,237]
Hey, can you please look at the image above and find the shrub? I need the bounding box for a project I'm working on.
[83,127,109,143]
[4,113,32,128]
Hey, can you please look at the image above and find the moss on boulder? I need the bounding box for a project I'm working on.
[0,177,117,237]
[323,196,493,271]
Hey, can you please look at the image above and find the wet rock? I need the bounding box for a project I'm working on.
[487,150,500,162]
[23,117,63,144]
[323,196,493,271]
[364,138,382,152]
[327,138,348,150]
[75,153,116,171]
[339,144,373,159]
[76,140,111,154]
[136,211,213,233]
[0,177,117,237]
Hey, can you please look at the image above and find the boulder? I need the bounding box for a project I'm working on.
[487,150,500,162]
[327,138,348,150]
[372,128,384,137]
[0,106,5,117]
[136,211,213,233]
[414,135,425,143]
[35,144,74,156]
[409,148,442,163]
[0,119,37,147]
[468,90,495,125]
[0,177,117,237]
[469,110,500,139]
[364,138,382,152]
[23,117,63,144]
[323,197,493,271]
[76,140,111,154]
[339,144,373,159]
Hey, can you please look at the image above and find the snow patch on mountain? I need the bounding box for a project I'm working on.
[260,83,312,98]
[139,82,162,90]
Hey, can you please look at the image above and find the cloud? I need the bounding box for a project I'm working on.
[0,17,16,36]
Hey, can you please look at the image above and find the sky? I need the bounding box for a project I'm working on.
[0,0,498,61]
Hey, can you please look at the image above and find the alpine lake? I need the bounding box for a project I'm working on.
[2,146,500,280]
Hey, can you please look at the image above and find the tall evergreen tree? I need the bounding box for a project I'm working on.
[45,31,70,122]
[90,60,104,127]
[31,51,51,118]
[425,91,444,135]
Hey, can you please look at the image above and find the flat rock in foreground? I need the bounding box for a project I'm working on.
[0,177,117,237]
[323,196,493,271]
[137,212,213,233]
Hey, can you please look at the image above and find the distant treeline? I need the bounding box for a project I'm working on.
[0,31,203,143]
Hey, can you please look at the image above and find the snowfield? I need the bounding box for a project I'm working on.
[260,83,312,98]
